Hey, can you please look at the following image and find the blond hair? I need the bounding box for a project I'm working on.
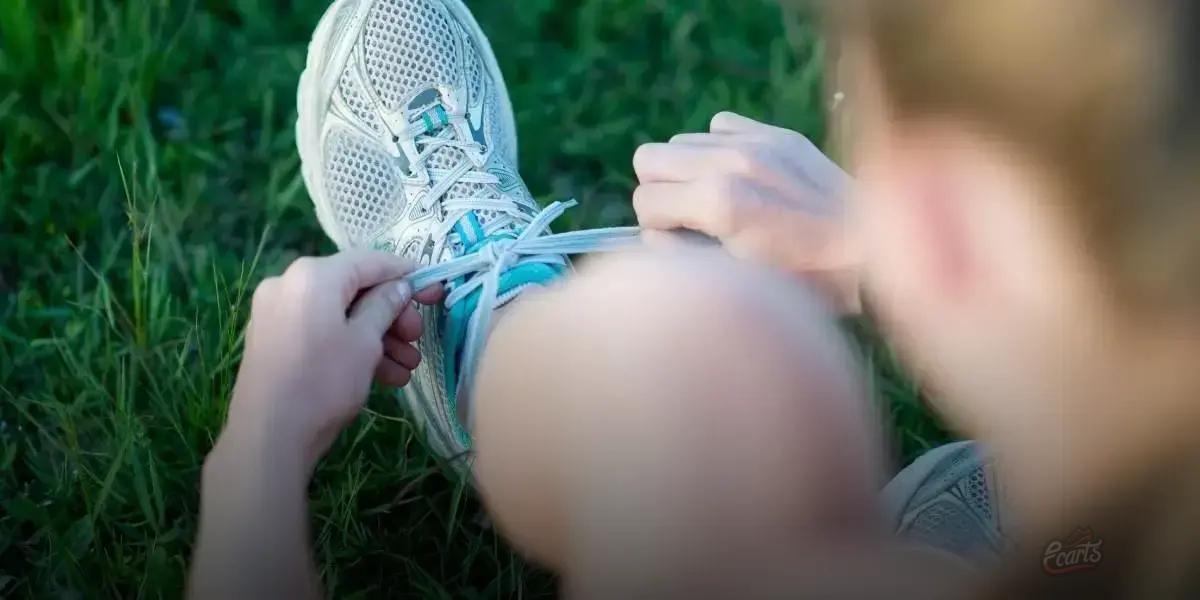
[840,0,1200,310]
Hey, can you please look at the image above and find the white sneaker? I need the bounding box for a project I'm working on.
[882,441,1010,566]
[296,0,639,461]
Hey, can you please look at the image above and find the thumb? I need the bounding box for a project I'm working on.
[349,279,413,337]
[710,111,768,134]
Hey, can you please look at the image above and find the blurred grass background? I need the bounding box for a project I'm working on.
[0,0,947,596]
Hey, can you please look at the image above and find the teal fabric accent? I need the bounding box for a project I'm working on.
[467,212,484,241]
[496,260,563,292]
[417,106,448,135]
[440,275,475,445]
[453,222,470,247]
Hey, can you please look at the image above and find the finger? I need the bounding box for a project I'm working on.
[390,305,425,342]
[640,229,719,249]
[640,229,689,249]
[633,143,726,183]
[316,249,416,308]
[413,283,445,305]
[374,358,413,389]
[668,132,732,146]
[349,280,413,337]
[710,111,776,135]
[383,336,422,370]
[633,181,729,237]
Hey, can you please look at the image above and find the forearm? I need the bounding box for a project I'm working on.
[188,423,321,600]
[184,249,422,598]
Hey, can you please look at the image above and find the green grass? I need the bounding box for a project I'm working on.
[0,0,948,597]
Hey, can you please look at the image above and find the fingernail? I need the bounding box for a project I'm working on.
[394,280,412,305]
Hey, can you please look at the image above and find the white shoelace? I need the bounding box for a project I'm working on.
[387,106,528,259]
[391,102,641,427]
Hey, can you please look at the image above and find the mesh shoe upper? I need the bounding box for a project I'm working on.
[298,0,642,462]
[306,0,528,253]
[881,441,1011,566]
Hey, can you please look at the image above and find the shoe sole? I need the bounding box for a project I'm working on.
[295,0,518,249]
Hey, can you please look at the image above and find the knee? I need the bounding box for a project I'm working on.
[488,248,875,462]
[563,248,855,385]
[557,247,881,486]
[558,250,884,548]
[474,248,882,568]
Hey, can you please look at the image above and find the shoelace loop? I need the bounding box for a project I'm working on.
[476,238,516,270]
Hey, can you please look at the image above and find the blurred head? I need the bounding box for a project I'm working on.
[836,0,1200,524]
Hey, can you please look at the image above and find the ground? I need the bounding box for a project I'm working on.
[0,0,948,597]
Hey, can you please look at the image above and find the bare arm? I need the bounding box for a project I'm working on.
[190,423,320,600]
[187,250,440,599]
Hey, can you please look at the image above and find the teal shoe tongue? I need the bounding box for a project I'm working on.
[440,238,565,444]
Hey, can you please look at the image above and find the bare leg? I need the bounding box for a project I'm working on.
[472,249,886,596]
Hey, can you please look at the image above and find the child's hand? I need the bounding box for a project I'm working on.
[633,112,861,314]
[221,250,442,471]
